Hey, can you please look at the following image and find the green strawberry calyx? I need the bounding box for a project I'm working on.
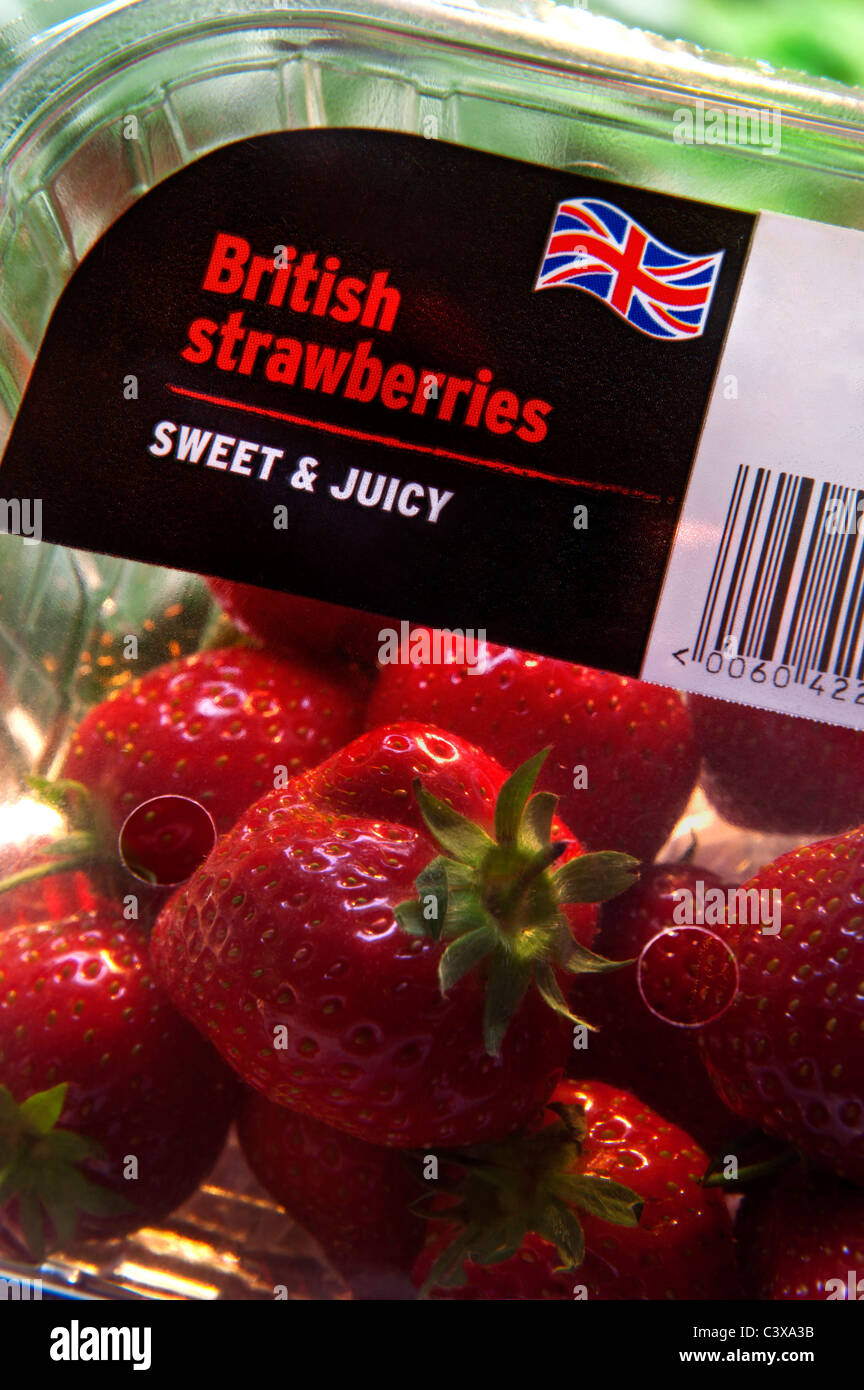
[394,748,639,1056]
[414,1102,643,1295]
[0,1082,133,1261]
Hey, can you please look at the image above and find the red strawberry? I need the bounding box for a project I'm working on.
[151,723,637,1148]
[0,836,96,932]
[569,863,743,1153]
[237,1089,425,1298]
[64,645,366,836]
[736,1166,864,1299]
[46,645,366,889]
[0,902,238,1258]
[207,577,388,668]
[367,634,699,861]
[413,1079,737,1300]
[690,694,864,836]
[698,824,864,1184]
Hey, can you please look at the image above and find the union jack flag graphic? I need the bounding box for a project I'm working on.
[535,198,724,340]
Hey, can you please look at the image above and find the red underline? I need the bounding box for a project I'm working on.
[164,384,663,504]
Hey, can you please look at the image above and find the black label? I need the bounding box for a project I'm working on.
[0,130,754,670]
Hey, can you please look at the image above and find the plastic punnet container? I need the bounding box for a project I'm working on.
[1,0,864,1322]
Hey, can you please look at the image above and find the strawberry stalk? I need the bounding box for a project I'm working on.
[0,833,101,895]
[0,777,157,898]
[414,1102,643,1295]
[702,1132,801,1189]
[395,748,639,1055]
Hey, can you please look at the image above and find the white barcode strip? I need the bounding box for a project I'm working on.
[693,467,864,683]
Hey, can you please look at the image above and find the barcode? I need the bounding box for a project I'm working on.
[694,465,864,683]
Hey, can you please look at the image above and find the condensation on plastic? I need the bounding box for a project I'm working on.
[0,540,214,792]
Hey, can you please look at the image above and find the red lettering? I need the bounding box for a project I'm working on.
[202,233,249,294]
[484,389,519,435]
[344,340,382,403]
[381,363,415,409]
[181,317,217,364]
[516,399,553,444]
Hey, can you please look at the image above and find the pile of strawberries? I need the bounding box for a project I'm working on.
[1,575,863,1300]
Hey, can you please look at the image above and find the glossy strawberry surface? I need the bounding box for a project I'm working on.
[152,724,596,1148]
[699,825,864,1184]
[237,1089,424,1298]
[0,903,237,1251]
[62,645,366,843]
[414,1079,738,1300]
[368,636,699,861]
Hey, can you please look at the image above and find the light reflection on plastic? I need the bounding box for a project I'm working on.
[0,796,63,847]
[6,706,46,763]
[113,1260,220,1299]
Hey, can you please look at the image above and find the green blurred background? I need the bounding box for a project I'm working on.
[588,0,864,88]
